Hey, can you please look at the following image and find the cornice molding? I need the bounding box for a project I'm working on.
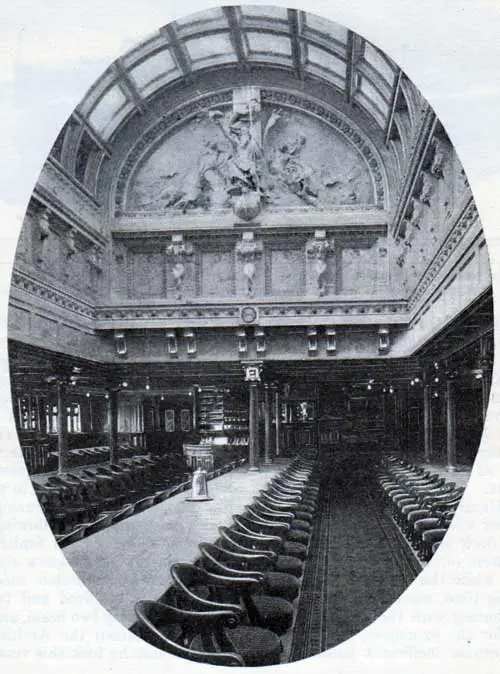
[10,270,95,320]
[94,298,408,329]
[407,198,479,311]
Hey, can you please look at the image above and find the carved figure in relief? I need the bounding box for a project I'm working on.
[306,235,334,297]
[136,88,368,218]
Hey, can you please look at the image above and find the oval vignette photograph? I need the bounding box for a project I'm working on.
[5,2,495,668]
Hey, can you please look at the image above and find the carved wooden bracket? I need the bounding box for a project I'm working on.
[254,326,266,354]
[307,326,318,354]
[237,328,248,354]
[378,326,390,353]
[166,329,178,356]
[183,328,196,355]
[325,327,337,353]
[114,331,127,357]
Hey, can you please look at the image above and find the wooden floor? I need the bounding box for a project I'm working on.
[63,461,287,628]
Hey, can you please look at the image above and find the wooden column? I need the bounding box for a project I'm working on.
[109,389,119,465]
[482,367,492,424]
[248,381,260,471]
[56,380,68,474]
[479,336,493,424]
[274,385,281,458]
[263,384,272,464]
[423,384,432,462]
[445,377,457,472]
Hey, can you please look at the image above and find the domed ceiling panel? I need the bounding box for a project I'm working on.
[127,99,375,216]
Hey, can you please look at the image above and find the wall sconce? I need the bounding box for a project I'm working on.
[183,329,197,355]
[378,326,390,353]
[114,331,127,356]
[325,327,337,354]
[307,327,318,354]
[237,328,247,354]
[255,327,266,354]
[166,330,178,356]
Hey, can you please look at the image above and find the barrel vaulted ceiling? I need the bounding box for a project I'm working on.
[49,5,425,220]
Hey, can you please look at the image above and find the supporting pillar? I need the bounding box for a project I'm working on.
[56,380,68,474]
[479,336,493,424]
[445,377,457,472]
[109,388,119,466]
[481,368,492,424]
[274,384,281,458]
[423,384,432,463]
[263,384,272,465]
[248,381,260,471]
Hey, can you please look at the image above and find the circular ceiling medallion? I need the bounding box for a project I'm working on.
[240,306,258,324]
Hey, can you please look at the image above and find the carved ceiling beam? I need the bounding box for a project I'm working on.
[222,6,247,65]
[287,9,304,81]
[160,24,194,84]
[384,68,403,146]
[345,31,364,105]
[391,105,438,240]
[111,60,147,116]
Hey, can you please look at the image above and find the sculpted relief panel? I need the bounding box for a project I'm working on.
[126,87,375,221]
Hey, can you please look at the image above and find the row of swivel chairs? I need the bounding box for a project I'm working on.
[44,444,138,472]
[33,454,193,544]
[133,457,321,666]
[379,456,464,561]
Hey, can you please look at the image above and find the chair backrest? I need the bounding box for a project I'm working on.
[84,512,113,536]
[233,514,286,539]
[218,526,279,556]
[244,507,291,531]
[134,495,155,513]
[199,542,267,577]
[57,526,86,548]
[253,499,294,520]
[134,600,244,666]
[170,563,246,614]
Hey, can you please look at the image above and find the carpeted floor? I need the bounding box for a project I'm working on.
[290,450,421,661]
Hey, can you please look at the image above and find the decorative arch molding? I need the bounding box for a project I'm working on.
[112,86,390,219]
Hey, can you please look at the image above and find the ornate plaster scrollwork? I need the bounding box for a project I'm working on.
[306,230,334,297]
[236,232,263,297]
[165,234,194,300]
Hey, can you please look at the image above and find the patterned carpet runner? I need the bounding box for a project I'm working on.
[290,451,420,661]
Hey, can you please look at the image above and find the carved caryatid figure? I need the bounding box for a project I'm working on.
[36,208,51,265]
[236,232,263,297]
[166,235,194,299]
[306,232,334,297]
